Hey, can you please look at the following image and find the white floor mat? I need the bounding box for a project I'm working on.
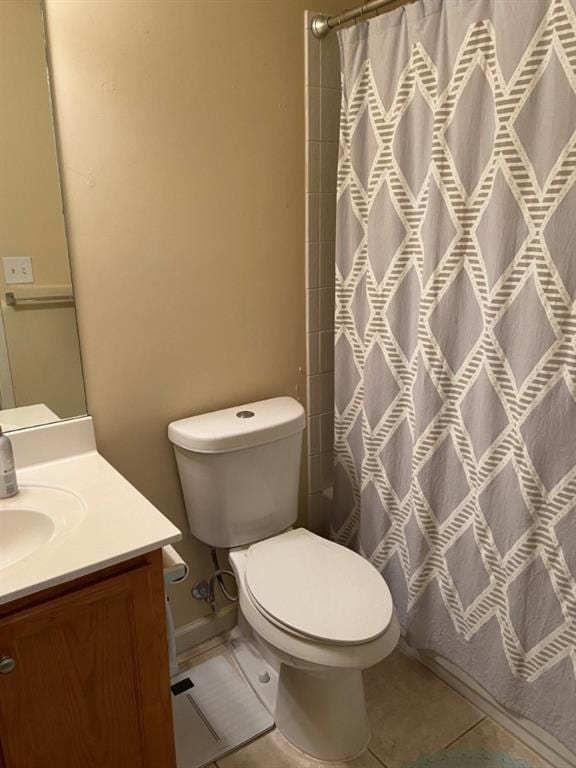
[171,653,274,768]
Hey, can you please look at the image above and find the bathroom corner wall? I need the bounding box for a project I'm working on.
[305,13,341,535]
[44,0,352,633]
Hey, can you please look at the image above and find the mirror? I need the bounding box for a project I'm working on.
[0,0,86,432]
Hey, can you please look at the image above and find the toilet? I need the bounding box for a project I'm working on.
[168,397,399,763]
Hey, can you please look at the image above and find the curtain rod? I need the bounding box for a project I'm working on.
[312,0,410,38]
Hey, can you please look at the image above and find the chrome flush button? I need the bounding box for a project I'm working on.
[236,411,255,419]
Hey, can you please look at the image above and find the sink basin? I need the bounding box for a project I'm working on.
[1,510,55,569]
[0,486,85,570]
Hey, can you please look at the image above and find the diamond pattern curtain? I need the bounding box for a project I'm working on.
[333,0,576,752]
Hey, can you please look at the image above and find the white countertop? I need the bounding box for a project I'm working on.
[0,419,181,605]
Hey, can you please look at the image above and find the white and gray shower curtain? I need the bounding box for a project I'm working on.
[333,0,576,751]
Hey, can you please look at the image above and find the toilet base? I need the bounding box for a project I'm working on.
[228,622,279,715]
[275,663,370,763]
[228,621,372,764]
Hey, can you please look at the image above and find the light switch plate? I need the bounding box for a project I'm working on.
[2,257,34,284]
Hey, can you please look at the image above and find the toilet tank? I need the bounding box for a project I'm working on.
[168,397,306,548]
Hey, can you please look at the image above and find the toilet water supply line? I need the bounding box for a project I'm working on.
[162,546,237,672]
[191,549,238,613]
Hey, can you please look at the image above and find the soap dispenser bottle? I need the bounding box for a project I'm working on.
[0,426,18,498]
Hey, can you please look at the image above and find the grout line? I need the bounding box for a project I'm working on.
[408,649,486,749]
[367,746,391,767]
[442,716,487,751]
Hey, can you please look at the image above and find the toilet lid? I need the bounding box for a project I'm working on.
[245,529,394,646]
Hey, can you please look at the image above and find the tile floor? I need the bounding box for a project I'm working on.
[179,639,554,768]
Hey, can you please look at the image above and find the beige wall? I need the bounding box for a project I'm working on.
[0,0,85,419]
[44,0,350,629]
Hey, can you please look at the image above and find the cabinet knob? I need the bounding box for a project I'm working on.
[0,656,16,674]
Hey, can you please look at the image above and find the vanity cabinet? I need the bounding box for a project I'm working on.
[0,550,176,768]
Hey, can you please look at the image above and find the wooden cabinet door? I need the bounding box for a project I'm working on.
[0,556,176,768]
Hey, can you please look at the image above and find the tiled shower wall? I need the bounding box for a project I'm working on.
[305,12,341,533]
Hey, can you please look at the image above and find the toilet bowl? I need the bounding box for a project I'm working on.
[168,397,399,763]
[228,529,400,762]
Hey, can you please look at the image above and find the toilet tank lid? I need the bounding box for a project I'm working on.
[168,397,306,453]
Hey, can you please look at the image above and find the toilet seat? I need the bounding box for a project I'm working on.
[245,528,393,646]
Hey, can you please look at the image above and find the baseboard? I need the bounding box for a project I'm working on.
[398,639,576,768]
[175,604,238,657]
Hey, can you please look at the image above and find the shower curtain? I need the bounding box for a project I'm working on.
[333,0,576,752]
